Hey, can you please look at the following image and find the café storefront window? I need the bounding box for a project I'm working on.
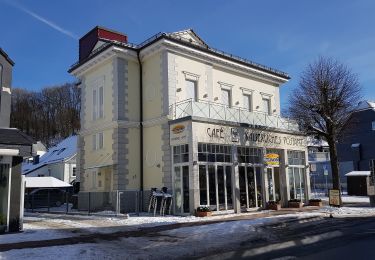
[198,143,233,211]
[287,150,306,200]
[237,147,263,209]
[173,144,189,214]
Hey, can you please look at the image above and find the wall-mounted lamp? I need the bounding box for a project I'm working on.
[273,109,277,112]
[214,97,219,101]
[193,161,198,165]
[305,165,309,169]
[156,163,161,168]
[256,106,260,109]
[234,161,239,166]
[176,88,182,92]
[203,94,208,98]
[285,164,289,168]
[235,101,239,105]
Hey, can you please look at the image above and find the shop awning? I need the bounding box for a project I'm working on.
[345,171,371,177]
[25,177,72,188]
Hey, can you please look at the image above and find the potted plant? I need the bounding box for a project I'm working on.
[0,213,6,234]
[309,198,322,207]
[288,199,303,208]
[196,206,212,217]
[266,200,281,210]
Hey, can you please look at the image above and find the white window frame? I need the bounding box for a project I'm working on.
[91,170,97,189]
[185,79,198,102]
[183,71,200,101]
[218,82,233,108]
[92,132,104,150]
[260,92,273,115]
[92,78,104,121]
[221,88,232,107]
[240,88,253,112]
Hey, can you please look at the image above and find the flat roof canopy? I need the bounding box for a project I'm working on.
[345,171,371,177]
[25,177,72,188]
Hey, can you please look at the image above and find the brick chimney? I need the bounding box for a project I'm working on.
[79,26,128,61]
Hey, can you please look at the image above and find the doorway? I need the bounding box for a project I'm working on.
[239,165,263,209]
[266,167,281,202]
[199,164,233,211]
[174,165,190,214]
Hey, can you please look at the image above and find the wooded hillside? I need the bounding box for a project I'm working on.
[10,83,80,147]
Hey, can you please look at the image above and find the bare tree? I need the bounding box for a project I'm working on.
[10,83,80,147]
[289,57,361,192]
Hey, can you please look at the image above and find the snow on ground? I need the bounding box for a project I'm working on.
[1,211,324,246]
[1,195,374,259]
[320,195,370,204]
[318,195,374,216]
[0,216,298,260]
[320,206,375,216]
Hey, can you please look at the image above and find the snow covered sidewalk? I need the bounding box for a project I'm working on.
[0,211,325,260]
[318,195,375,217]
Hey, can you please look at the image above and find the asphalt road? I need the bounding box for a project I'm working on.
[200,216,375,260]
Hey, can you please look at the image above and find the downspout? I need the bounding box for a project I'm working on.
[137,50,144,209]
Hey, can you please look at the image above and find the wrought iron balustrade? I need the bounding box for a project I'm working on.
[169,99,300,132]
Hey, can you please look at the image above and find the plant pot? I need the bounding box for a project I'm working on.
[309,201,322,207]
[0,225,6,234]
[288,201,303,208]
[196,211,212,217]
[267,204,281,210]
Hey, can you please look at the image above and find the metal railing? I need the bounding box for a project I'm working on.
[24,190,143,216]
[169,99,300,132]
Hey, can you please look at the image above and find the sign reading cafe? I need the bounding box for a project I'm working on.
[201,124,306,148]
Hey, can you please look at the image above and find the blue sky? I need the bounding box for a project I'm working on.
[0,0,374,109]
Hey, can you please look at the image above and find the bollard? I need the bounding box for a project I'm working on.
[136,191,139,216]
[88,192,91,215]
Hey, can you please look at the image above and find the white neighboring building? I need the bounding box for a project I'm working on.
[23,136,77,184]
[24,141,47,164]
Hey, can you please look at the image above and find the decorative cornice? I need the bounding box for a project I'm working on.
[70,46,137,77]
[143,116,170,127]
[160,40,288,85]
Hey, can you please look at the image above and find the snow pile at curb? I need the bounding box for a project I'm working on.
[320,206,375,216]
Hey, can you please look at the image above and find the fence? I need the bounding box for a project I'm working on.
[169,99,300,132]
[24,190,153,215]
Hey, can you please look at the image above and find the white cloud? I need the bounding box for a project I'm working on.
[3,0,78,40]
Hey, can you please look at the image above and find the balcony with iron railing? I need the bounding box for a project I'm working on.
[308,152,330,162]
[169,99,300,132]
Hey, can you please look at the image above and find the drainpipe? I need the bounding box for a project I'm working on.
[137,50,144,210]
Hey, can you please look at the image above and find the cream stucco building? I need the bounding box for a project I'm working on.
[69,27,310,214]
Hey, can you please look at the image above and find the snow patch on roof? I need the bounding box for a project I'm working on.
[356,100,375,111]
[345,171,371,176]
[307,136,328,147]
[23,135,77,175]
[25,176,72,188]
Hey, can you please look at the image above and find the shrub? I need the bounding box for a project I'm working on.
[289,199,302,203]
[197,206,211,212]
[309,198,322,202]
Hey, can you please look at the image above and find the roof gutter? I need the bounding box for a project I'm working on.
[137,50,144,204]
